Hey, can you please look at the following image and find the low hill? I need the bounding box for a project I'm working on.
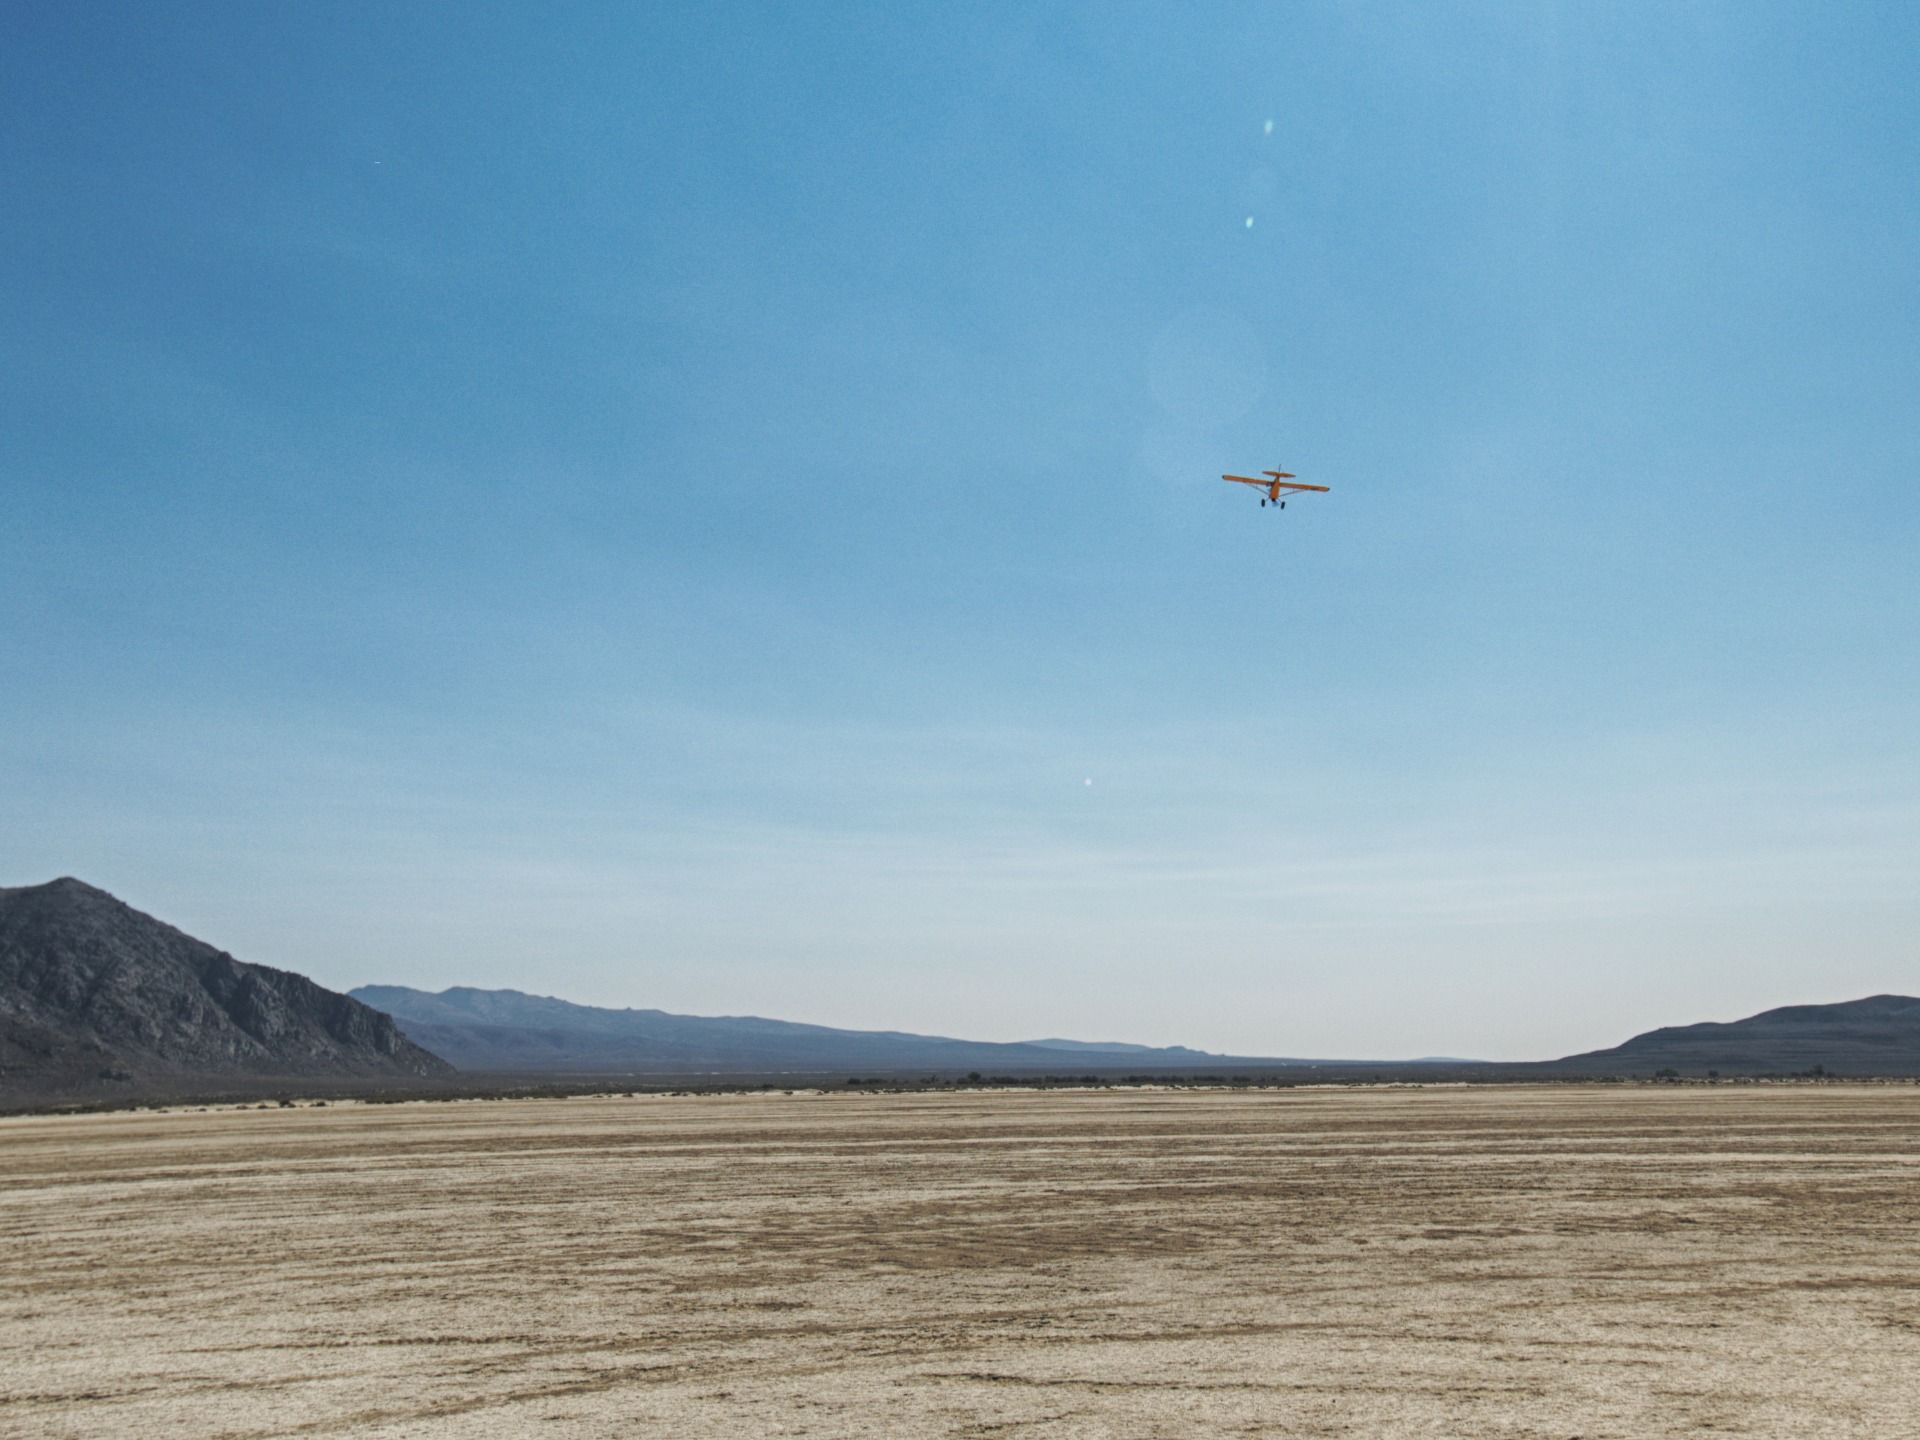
[1551,995,1920,1076]
[0,878,451,1101]
[350,984,1292,1076]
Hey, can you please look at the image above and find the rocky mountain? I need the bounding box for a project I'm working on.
[0,878,451,1100]
[1550,995,1920,1076]
[351,984,1289,1076]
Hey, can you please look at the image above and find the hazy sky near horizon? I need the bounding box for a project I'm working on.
[6,2,1917,1060]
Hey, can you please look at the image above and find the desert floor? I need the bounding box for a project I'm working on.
[3,1084,1918,1438]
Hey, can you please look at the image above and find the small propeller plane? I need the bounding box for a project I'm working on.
[1221,467,1331,509]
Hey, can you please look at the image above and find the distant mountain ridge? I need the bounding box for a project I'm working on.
[1551,995,1920,1075]
[350,984,1289,1075]
[1019,1038,1217,1057]
[0,878,450,1099]
[12,878,1915,1102]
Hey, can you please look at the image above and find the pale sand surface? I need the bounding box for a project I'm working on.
[3,1085,1918,1438]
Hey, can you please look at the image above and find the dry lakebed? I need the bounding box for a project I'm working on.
[4,1084,1918,1438]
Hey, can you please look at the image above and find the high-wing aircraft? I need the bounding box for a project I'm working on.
[1221,468,1331,509]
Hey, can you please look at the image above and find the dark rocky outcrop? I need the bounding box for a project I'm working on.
[0,878,451,1101]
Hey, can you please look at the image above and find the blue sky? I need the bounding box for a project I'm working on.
[5,2,1916,1059]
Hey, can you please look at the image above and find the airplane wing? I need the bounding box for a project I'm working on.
[1223,473,1332,493]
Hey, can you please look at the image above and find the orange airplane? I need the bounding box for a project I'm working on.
[1221,467,1330,509]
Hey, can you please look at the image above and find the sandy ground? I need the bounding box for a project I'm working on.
[3,1085,1918,1439]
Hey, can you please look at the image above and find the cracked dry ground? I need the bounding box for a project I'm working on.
[4,1086,1919,1439]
